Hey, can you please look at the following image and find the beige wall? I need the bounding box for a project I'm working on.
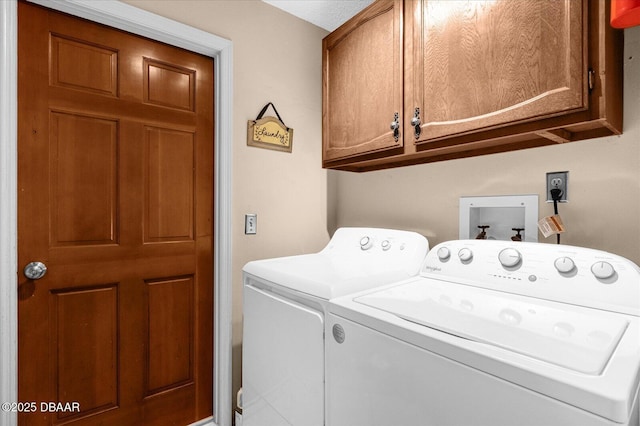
[123,0,331,409]
[331,25,640,266]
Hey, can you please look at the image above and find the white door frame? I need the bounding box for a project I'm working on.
[0,1,233,425]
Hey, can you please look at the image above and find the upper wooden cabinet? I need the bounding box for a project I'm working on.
[410,0,586,143]
[322,0,623,172]
[322,0,403,162]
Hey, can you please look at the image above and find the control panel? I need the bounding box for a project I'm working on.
[321,228,429,276]
[422,240,640,316]
[358,235,396,252]
[323,228,428,254]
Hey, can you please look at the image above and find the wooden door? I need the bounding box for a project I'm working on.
[407,0,588,147]
[17,2,214,425]
[322,0,403,165]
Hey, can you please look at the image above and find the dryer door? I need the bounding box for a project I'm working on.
[243,285,324,426]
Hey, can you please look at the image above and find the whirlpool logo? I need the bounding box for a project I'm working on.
[424,265,441,272]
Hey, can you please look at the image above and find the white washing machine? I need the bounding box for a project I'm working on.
[242,227,429,426]
[327,239,640,426]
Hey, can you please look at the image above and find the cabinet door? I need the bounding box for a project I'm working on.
[408,0,587,147]
[323,0,403,163]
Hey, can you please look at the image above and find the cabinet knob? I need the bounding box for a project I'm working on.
[411,107,421,139]
[390,112,400,142]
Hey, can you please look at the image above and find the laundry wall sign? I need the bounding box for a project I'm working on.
[247,102,293,152]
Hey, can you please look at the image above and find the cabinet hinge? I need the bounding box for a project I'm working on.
[588,68,595,93]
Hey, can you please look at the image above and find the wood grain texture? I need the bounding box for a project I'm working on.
[323,0,622,172]
[323,0,403,163]
[50,34,118,96]
[144,126,195,242]
[145,277,194,395]
[144,59,195,111]
[49,111,118,246]
[52,285,119,420]
[413,0,586,142]
[18,1,214,424]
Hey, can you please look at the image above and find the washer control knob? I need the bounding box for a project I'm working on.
[498,248,522,268]
[381,240,391,251]
[437,247,451,261]
[360,236,373,250]
[591,261,616,280]
[554,257,576,274]
[458,248,473,262]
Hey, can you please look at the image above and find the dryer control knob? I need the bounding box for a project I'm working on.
[437,247,451,261]
[381,240,391,251]
[360,236,373,250]
[591,261,616,280]
[458,248,473,262]
[498,248,522,268]
[554,257,576,274]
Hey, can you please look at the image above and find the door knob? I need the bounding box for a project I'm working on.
[23,261,47,280]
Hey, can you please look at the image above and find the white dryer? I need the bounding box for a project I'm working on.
[327,240,640,426]
[242,227,429,426]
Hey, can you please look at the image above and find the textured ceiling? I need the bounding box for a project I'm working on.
[262,0,375,32]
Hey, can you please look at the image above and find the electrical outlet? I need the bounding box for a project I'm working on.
[546,171,568,202]
[245,214,257,234]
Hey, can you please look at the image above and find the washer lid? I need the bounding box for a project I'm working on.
[244,253,418,299]
[355,279,628,375]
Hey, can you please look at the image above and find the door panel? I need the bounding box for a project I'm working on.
[50,111,119,246]
[144,59,195,111]
[144,127,195,243]
[50,34,119,96]
[145,276,194,396]
[52,285,119,418]
[18,2,214,424]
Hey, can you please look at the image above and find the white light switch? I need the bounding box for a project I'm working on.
[245,214,257,234]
